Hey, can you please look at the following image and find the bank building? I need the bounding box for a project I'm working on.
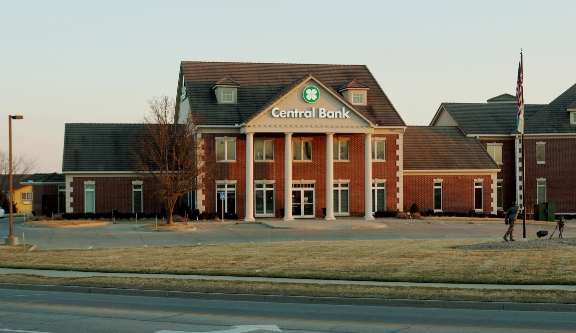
[41,61,506,219]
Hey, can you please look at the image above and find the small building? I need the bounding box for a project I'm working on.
[0,174,33,213]
[20,173,66,215]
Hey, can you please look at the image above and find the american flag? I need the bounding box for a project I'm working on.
[516,59,524,134]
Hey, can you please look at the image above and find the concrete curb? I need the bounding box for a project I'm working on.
[0,282,574,312]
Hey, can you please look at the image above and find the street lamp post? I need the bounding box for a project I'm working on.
[5,115,23,246]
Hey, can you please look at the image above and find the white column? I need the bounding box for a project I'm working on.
[325,133,335,220]
[283,133,293,221]
[244,132,255,221]
[365,134,374,219]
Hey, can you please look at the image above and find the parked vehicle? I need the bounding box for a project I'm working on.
[0,207,5,218]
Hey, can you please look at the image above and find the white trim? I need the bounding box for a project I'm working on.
[254,179,276,184]
[215,179,237,184]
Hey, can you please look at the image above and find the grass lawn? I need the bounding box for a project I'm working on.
[1,274,575,304]
[0,238,575,285]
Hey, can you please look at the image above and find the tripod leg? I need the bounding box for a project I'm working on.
[549,224,558,239]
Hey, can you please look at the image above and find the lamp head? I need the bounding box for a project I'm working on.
[11,115,24,120]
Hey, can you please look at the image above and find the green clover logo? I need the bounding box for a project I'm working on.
[303,85,320,103]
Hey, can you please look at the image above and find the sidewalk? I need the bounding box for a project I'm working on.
[1,268,575,291]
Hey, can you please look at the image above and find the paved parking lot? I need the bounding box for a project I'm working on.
[1,216,572,249]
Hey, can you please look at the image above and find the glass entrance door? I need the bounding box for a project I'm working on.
[291,184,315,218]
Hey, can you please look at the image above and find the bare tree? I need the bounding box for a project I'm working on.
[0,151,38,211]
[132,96,213,224]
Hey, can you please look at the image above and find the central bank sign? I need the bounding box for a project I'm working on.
[271,85,351,119]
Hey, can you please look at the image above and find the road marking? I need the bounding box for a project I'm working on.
[155,325,281,333]
[88,246,93,249]
[350,238,356,240]
[144,244,148,247]
[399,236,408,239]
[198,243,202,245]
[249,241,254,243]
[0,329,52,333]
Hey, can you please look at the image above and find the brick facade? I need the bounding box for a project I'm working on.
[68,176,163,214]
[478,138,516,210]
[404,174,493,214]
[31,184,60,215]
[524,138,576,214]
[201,132,400,219]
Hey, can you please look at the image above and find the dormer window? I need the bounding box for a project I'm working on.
[222,90,234,103]
[568,101,576,124]
[338,79,369,106]
[352,92,364,105]
[213,77,239,104]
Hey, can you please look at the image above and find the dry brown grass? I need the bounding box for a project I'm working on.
[1,274,574,304]
[0,239,575,285]
[24,220,110,228]
[0,244,34,251]
[139,222,194,230]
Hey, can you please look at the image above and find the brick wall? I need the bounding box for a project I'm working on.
[202,132,400,218]
[69,177,163,214]
[32,184,60,215]
[479,139,516,210]
[404,174,493,214]
[524,138,576,214]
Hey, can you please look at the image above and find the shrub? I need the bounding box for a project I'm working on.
[411,212,421,219]
[42,206,52,217]
[409,203,420,214]
[396,212,409,219]
[374,210,398,218]
[53,214,63,220]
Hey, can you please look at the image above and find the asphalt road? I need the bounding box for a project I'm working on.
[1,216,572,249]
[0,288,575,333]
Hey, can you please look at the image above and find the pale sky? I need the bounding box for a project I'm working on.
[2,0,576,173]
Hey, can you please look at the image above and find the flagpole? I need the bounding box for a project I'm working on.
[521,50,526,238]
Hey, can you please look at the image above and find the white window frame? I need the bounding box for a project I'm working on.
[537,179,546,204]
[352,92,364,105]
[433,181,443,212]
[132,184,143,214]
[371,139,386,161]
[84,184,95,214]
[536,142,545,164]
[293,139,313,161]
[333,139,350,161]
[371,182,386,213]
[221,90,234,103]
[20,192,33,201]
[255,139,274,161]
[216,183,236,214]
[255,182,275,217]
[496,180,503,210]
[571,112,576,124]
[333,181,350,215]
[216,137,236,162]
[486,143,503,164]
[474,181,483,211]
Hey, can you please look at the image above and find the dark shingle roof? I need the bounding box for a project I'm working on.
[180,61,405,127]
[435,103,546,135]
[568,100,576,110]
[63,124,148,172]
[403,127,499,171]
[21,173,65,184]
[487,93,517,103]
[526,83,576,134]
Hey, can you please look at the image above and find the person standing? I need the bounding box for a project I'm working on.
[504,201,519,241]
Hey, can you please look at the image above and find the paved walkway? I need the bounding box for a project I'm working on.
[1,268,575,291]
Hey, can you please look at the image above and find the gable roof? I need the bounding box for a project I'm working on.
[487,93,517,103]
[432,103,546,135]
[63,124,149,172]
[526,83,576,134]
[214,77,240,87]
[338,79,369,91]
[20,173,65,185]
[403,127,499,171]
[568,100,576,111]
[179,61,405,127]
